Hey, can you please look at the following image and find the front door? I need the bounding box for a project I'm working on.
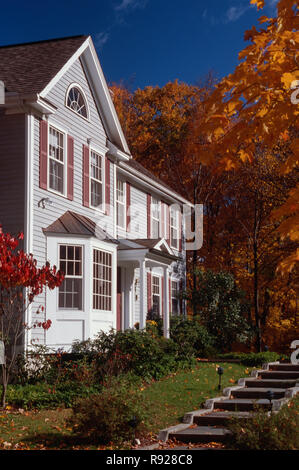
[117,267,122,331]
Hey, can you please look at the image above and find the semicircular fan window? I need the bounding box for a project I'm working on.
[66,86,88,118]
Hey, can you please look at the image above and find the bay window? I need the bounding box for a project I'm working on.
[58,245,83,309]
[93,248,112,311]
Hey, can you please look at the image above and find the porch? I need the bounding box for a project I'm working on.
[117,238,179,338]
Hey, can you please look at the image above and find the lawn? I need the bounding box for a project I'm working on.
[0,362,252,450]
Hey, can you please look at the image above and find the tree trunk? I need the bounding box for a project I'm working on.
[253,199,261,352]
[1,364,8,409]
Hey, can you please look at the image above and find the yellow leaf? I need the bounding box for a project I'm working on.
[281,72,299,90]
[250,0,264,9]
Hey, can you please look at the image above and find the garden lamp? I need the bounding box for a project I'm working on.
[128,415,138,443]
[217,366,224,391]
[266,390,274,410]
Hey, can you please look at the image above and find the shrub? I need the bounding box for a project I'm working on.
[68,378,149,445]
[73,329,183,381]
[218,351,282,366]
[188,270,253,351]
[170,316,215,359]
[6,381,101,409]
[227,395,299,450]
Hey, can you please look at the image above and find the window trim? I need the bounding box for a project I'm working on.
[170,207,179,250]
[171,279,179,315]
[152,274,162,317]
[57,243,84,312]
[92,247,113,312]
[151,197,161,239]
[65,82,90,121]
[47,122,68,198]
[89,146,105,213]
[116,178,126,230]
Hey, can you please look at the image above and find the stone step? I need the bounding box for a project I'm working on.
[231,387,286,399]
[194,411,252,426]
[245,378,297,389]
[169,426,232,444]
[259,370,299,380]
[213,398,272,411]
[270,364,299,372]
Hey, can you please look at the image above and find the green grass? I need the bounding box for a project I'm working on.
[0,362,253,449]
[142,362,253,431]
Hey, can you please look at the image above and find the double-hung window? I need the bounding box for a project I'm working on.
[93,249,112,311]
[58,245,83,309]
[171,280,179,315]
[90,150,103,209]
[116,179,126,229]
[49,126,65,194]
[151,198,160,238]
[152,275,161,316]
[170,207,179,249]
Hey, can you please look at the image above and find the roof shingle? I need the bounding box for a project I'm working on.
[0,35,88,95]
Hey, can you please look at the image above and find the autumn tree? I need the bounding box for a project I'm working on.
[0,228,64,408]
[191,0,299,271]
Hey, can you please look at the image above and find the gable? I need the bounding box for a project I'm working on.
[44,57,108,148]
[39,37,130,155]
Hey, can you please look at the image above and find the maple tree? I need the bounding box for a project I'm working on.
[111,0,299,352]
[191,0,299,271]
[0,227,64,408]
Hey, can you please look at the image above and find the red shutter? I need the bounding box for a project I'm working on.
[39,120,48,189]
[82,144,89,207]
[161,203,165,239]
[105,157,110,215]
[161,276,164,318]
[179,279,183,315]
[147,272,152,313]
[169,278,171,314]
[166,204,170,246]
[147,194,151,239]
[67,135,74,200]
[126,182,131,232]
[179,210,182,251]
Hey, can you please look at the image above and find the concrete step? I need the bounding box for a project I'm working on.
[245,378,297,389]
[270,364,299,372]
[169,426,232,443]
[259,370,299,380]
[231,387,286,399]
[213,398,272,411]
[194,411,252,426]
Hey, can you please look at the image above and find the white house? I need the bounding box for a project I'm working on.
[0,35,193,350]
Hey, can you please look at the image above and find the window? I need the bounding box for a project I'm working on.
[171,280,179,315]
[151,198,160,238]
[116,179,126,229]
[66,85,88,119]
[49,126,65,194]
[93,249,112,311]
[58,245,83,309]
[170,207,179,249]
[90,150,103,209]
[152,275,161,316]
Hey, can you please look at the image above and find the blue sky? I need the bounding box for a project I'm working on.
[0,0,278,90]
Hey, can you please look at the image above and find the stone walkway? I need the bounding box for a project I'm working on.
[158,362,299,445]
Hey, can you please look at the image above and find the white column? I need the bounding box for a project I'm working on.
[163,266,170,338]
[139,258,146,330]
